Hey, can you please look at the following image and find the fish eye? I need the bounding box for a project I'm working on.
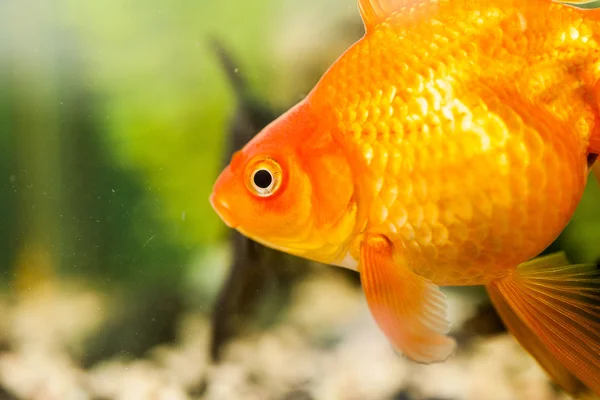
[245,157,282,197]
[253,169,273,190]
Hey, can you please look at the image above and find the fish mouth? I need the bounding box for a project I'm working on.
[209,193,239,229]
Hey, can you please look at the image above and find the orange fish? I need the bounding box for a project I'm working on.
[210,0,600,396]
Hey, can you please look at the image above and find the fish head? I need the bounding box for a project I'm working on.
[210,101,356,263]
[210,145,314,245]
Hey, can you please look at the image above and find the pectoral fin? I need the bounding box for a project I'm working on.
[359,234,456,363]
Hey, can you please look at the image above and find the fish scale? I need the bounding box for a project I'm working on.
[311,1,597,284]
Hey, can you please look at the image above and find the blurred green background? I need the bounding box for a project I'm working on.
[0,0,359,293]
[1,0,600,399]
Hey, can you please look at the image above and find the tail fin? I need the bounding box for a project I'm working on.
[486,253,600,398]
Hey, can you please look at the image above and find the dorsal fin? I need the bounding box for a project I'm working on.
[358,0,600,32]
[555,0,600,8]
[358,0,409,31]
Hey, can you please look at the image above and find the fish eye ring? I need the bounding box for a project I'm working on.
[246,157,282,197]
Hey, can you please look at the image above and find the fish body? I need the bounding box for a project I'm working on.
[211,0,600,396]
[314,0,600,286]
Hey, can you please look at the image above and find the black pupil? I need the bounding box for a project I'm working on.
[253,169,273,189]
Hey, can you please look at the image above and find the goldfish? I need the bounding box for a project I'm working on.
[210,0,600,396]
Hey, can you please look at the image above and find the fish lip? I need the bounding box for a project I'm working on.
[209,192,239,229]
